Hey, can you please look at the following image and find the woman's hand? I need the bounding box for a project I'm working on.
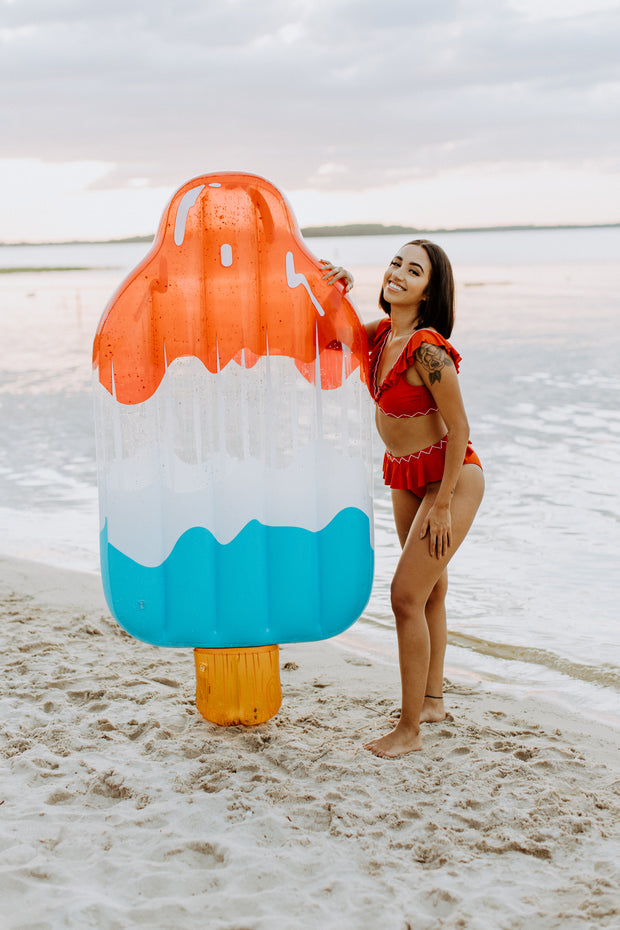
[319,260,354,292]
[420,501,452,559]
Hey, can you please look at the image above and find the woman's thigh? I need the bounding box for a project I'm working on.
[392,465,484,611]
[391,488,423,549]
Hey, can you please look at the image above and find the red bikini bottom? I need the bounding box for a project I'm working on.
[383,436,482,499]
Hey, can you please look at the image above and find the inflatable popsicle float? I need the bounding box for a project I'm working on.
[93,172,374,725]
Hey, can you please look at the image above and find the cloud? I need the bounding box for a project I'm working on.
[1,0,619,204]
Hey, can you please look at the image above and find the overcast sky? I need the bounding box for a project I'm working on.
[2,0,619,241]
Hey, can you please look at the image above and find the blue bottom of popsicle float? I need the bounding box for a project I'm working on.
[100,508,373,647]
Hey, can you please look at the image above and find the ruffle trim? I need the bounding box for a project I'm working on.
[377,403,438,419]
[382,439,482,492]
[370,319,461,402]
[382,439,447,492]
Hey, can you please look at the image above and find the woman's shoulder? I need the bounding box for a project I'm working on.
[406,328,462,371]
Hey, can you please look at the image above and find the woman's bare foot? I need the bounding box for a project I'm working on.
[364,722,422,758]
[420,695,446,723]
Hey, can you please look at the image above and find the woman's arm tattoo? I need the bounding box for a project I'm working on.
[415,344,453,385]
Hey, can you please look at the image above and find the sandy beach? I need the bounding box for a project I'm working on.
[1,555,618,929]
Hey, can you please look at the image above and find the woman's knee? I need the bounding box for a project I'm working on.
[391,569,447,623]
[391,576,425,621]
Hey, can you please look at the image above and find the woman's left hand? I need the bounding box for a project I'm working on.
[319,260,354,292]
[420,502,452,559]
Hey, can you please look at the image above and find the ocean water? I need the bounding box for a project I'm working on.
[1,228,619,723]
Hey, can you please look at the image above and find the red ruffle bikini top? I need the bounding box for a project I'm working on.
[369,318,462,418]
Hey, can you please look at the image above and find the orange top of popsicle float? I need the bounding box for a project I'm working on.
[93,172,368,405]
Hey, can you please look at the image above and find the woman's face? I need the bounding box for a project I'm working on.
[382,243,431,314]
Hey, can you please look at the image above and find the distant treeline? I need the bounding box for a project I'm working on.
[0,235,156,247]
[1,222,618,248]
[300,222,620,238]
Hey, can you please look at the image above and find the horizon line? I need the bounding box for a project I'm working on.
[1,220,619,247]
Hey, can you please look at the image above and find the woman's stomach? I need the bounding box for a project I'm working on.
[375,408,447,457]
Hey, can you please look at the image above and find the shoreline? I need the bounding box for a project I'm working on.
[1,554,619,927]
[4,544,619,732]
[337,619,620,736]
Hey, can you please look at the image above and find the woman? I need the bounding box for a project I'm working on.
[321,241,484,757]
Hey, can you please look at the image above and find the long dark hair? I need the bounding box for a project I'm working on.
[379,239,455,338]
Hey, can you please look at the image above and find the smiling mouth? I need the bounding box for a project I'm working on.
[386,281,405,292]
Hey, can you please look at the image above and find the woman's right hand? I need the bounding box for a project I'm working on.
[319,260,354,292]
[420,500,452,559]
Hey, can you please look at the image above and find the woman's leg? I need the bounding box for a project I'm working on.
[365,465,484,757]
[390,489,449,723]
[421,570,448,722]
[391,487,422,549]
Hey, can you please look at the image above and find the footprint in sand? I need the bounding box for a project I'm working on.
[46,789,73,805]
[344,655,372,667]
